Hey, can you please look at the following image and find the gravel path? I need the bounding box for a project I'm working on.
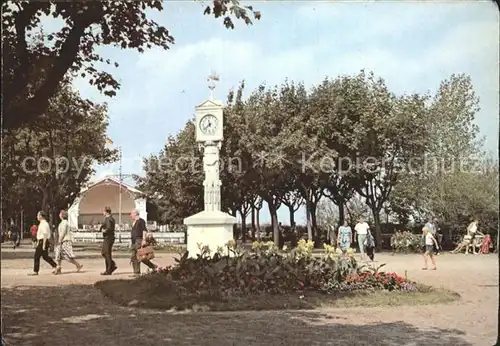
[1,246,498,346]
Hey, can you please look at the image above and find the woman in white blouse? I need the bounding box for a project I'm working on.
[54,210,83,275]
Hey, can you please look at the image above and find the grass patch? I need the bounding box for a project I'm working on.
[95,276,460,312]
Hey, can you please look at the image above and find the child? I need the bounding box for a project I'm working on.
[422,227,439,270]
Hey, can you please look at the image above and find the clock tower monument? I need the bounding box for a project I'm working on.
[183,72,237,257]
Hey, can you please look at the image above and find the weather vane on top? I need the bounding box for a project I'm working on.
[207,70,220,100]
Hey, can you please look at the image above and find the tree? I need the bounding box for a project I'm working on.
[314,71,428,248]
[279,190,304,226]
[136,122,203,224]
[420,161,499,241]
[389,74,484,234]
[309,77,359,226]
[2,0,261,130]
[242,84,288,244]
[250,194,264,240]
[221,81,257,242]
[1,81,116,225]
[316,197,339,230]
[345,194,371,225]
[276,81,323,243]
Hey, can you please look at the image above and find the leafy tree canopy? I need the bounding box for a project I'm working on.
[2,0,261,130]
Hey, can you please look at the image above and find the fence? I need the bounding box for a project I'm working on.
[72,231,186,244]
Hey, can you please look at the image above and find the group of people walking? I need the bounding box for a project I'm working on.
[27,206,157,277]
[327,215,445,270]
[329,217,376,261]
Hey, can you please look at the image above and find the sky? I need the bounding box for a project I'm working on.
[41,1,499,224]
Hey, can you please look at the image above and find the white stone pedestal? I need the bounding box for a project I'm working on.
[184,210,237,258]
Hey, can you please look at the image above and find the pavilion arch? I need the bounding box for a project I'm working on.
[68,177,147,229]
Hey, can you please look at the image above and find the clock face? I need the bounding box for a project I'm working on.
[199,114,218,135]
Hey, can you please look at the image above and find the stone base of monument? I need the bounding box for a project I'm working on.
[184,210,237,258]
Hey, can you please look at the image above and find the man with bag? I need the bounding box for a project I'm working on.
[130,209,157,277]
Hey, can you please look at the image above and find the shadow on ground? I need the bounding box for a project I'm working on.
[1,285,471,346]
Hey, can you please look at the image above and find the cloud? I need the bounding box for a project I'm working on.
[135,35,328,91]
[136,38,260,79]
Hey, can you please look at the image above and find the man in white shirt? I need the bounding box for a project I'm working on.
[28,211,57,276]
[354,217,370,261]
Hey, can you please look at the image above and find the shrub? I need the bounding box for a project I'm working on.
[155,239,358,297]
[153,239,417,299]
[390,231,423,253]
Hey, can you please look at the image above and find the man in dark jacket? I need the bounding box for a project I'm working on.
[130,209,157,276]
[100,206,117,275]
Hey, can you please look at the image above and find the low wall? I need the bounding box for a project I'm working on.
[72,231,186,244]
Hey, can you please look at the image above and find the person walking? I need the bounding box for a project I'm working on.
[365,229,376,261]
[130,209,157,276]
[337,220,352,256]
[100,206,117,275]
[30,222,38,248]
[354,217,370,261]
[28,211,57,276]
[54,210,83,275]
[422,226,439,270]
[10,222,19,249]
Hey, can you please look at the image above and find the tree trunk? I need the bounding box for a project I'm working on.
[251,207,256,240]
[230,208,238,240]
[256,208,261,240]
[309,202,320,246]
[346,205,354,224]
[338,200,345,226]
[267,202,279,244]
[371,209,383,251]
[41,188,49,212]
[240,210,247,243]
[306,207,313,241]
[288,205,295,226]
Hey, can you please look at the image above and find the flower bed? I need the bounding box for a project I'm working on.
[152,240,416,297]
[327,270,418,292]
[96,239,458,311]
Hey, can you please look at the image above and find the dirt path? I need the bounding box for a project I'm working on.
[1,247,498,346]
